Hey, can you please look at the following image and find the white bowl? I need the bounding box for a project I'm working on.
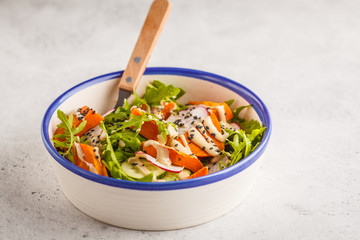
[41,67,272,230]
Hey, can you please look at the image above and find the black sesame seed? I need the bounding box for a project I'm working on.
[95,155,99,159]
[194,116,198,119]
[132,162,138,166]
[202,146,205,151]
[211,133,216,137]
[216,149,220,153]
[206,126,210,130]
[188,136,193,140]
[93,149,96,152]
[142,164,145,166]
[191,121,195,124]
[210,147,213,150]
[190,134,194,138]
[202,130,206,134]
[189,141,192,144]
[190,129,195,132]
[175,144,179,147]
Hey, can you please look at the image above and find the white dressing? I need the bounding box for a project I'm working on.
[143,140,172,166]
[170,138,192,155]
[187,127,220,156]
[203,116,229,142]
[215,105,227,123]
[167,124,178,139]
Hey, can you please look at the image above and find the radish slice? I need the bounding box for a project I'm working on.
[135,151,184,173]
[102,108,115,117]
[166,106,209,134]
[230,122,241,130]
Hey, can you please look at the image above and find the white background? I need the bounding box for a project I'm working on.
[1,0,359,239]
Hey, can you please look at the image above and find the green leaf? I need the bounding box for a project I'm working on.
[138,172,154,182]
[225,99,235,107]
[100,122,136,181]
[143,80,185,107]
[51,109,87,164]
[225,124,266,167]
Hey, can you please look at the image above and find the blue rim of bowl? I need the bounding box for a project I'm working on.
[41,67,272,191]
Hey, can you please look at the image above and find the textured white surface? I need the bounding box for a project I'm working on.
[1,0,359,239]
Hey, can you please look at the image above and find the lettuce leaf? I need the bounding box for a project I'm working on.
[143,80,185,107]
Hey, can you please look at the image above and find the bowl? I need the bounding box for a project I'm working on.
[41,67,271,230]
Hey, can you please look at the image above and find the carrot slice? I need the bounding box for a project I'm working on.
[188,101,233,121]
[186,166,209,179]
[142,143,203,173]
[74,143,108,177]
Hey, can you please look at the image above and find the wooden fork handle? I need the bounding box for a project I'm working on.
[118,0,171,92]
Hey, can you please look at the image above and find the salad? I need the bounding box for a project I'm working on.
[52,80,266,182]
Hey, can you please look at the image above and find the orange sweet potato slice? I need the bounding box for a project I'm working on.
[160,101,176,120]
[54,106,104,138]
[142,143,203,173]
[74,143,108,177]
[130,108,159,140]
[72,106,104,136]
[188,101,233,121]
[186,166,209,179]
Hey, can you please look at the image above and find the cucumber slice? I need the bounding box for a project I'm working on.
[178,169,191,180]
[138,172,154,182]
[163,172,178,181]
[121,160,165,179]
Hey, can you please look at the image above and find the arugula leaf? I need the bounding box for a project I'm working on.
[100,122,135,180]
[225,99,235,107]
[225,124,266,167]
[51,109,87,163]
[229,105,263,134]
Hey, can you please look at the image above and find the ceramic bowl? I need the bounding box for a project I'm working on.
[41,67,271,230]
